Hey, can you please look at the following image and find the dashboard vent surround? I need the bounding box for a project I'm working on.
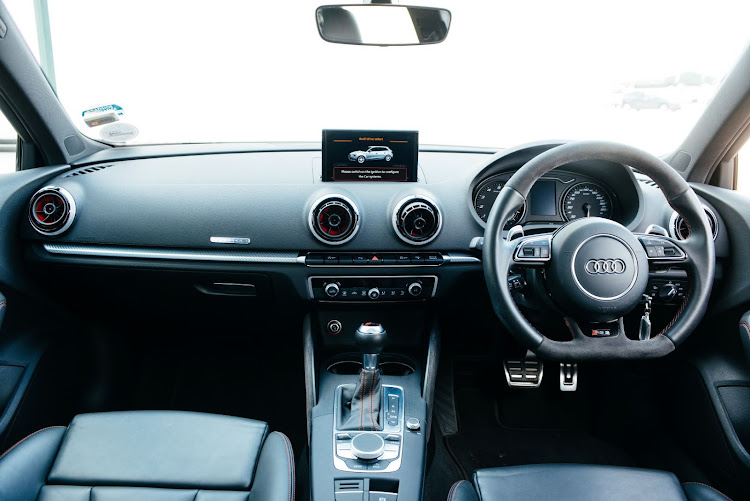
[64,164,111,177]
[28,186,77,236]
[309,195,359,245]
[669,206,718,241]
[393,196,442,245]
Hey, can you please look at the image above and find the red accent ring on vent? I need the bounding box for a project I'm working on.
[310,196,358,244]
[28,187,76,236]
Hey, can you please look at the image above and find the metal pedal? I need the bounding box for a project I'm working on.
[503,359,543,388]
[560,363,578,391]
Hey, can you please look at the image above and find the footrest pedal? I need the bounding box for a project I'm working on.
[503,359,543,388]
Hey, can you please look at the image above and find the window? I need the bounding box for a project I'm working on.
[737,139,750,195]
[0,112,17,174]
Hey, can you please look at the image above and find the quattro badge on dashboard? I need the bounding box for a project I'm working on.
[210,236,251,245]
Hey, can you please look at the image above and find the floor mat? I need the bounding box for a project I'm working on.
[445,388,634,477]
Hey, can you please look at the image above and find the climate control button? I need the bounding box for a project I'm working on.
[367,288,381,300]
[324,282,340,297]
[407,282,423,297]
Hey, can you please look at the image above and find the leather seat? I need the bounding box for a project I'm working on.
[0,411,295,501]
[448,464,732,501]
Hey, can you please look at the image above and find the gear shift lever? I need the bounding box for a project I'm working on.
[338,322,387,431]
[355,322,387,371]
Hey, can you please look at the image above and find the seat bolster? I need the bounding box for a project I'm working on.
[248,431,295,501]
[683,482,733,501]
[0,426,67,501]
[447,480,479,501]
[473,464,687,501]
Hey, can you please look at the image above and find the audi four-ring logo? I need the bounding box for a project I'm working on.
[585,259,626,274]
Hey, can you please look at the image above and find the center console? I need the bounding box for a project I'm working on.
[306,313,436,501]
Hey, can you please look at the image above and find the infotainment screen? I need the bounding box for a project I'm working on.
[322,129,418,182]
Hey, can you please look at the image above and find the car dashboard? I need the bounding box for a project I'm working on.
[21,141,729,311]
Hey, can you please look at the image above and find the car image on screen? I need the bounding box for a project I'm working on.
[348,146,393,163]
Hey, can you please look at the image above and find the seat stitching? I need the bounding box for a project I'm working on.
[271,431,295,501]
[446,481,457,501]
[683,482,733,501]
[447,480,470,501]
[0,426,65,462]
[740,321,750,340]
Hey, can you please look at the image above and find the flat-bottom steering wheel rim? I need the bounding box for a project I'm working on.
[482,141,715,361]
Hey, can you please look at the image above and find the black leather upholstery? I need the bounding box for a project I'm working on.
[338,368,383,431]
[447,464,732,501]
[0,411,295,501]
[739,311,750,366]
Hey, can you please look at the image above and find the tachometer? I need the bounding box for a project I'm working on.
[473,176,525,228]
[561,183,612,221]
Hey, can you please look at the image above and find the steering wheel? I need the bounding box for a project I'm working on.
[483,141,715,361]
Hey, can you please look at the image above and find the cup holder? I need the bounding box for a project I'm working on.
[327,355,415,376]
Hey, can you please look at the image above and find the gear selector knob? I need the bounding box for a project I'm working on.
[356,322,387,370]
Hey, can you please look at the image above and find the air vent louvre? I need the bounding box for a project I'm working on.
[309,195,359,245]
[393,196,442,245]
[28,186,76,236]
[64,164,111,177]
[670,206,718,241]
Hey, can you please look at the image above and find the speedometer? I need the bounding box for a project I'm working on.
[561,183,612,221]
[473,176,525,228]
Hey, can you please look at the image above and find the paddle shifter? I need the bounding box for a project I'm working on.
[338,322,387,431]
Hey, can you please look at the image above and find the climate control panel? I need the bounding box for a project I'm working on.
[308,276,437,301]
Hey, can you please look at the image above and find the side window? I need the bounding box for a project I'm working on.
[738,139,750,195]
[0,112,18,174]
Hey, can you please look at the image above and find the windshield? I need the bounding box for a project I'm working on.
[5,1,750,153]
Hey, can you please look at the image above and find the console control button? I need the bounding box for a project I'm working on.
[406,417,421,431]
[324,255,339,265]
[351,433,385,460]
[369,493,397,501]
[368,288,381,300]
[327,320,343,335]
[424,254,443,265]
[407,282,423,297]
[353,255,369,265]
[324,283,340,297]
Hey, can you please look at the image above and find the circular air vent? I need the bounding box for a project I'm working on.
[28,186,76,236]
[393,196,442,245]
[669,206,718,241]
[309,195,360,245]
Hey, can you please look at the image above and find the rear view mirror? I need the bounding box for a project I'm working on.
[316,4,451,46]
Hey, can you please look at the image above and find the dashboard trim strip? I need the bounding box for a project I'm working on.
[43,243,300,263]
[42,244,482,266]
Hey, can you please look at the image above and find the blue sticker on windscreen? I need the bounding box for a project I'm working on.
[82,104,124,127]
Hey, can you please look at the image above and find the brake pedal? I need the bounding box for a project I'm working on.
[503,359,543,388]
[560,363,578,391]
